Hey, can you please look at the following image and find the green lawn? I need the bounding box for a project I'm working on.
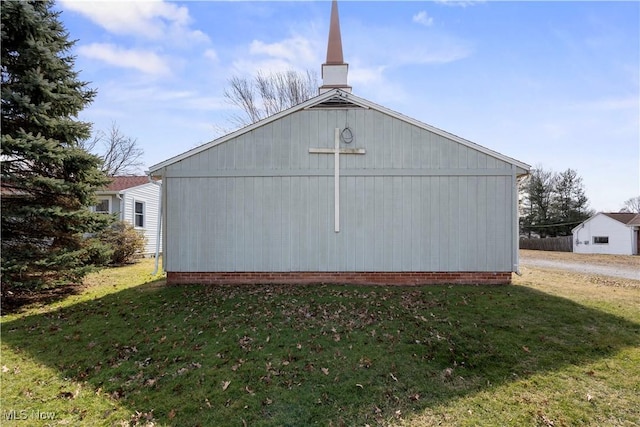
[2,259,639,426]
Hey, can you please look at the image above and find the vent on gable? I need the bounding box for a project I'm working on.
[308,95,367,110]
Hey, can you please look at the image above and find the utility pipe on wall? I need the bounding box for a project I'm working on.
[148,174,162,276]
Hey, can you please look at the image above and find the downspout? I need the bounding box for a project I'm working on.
[148,173,162,275]
[514,171,528,276]
[116,193,124,221]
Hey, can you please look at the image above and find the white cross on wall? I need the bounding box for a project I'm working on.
[309,128,366,233]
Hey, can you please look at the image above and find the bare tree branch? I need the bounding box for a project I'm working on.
[81,122,144,176]
[621,196,640,213]
[224,69,318,128]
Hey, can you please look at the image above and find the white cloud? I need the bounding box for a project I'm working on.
[77,43,172,76]
[204,49,219,62]
[249,36,317,65]
[398,41,472,65]
[229,33,322,76]
[231,58,304,77]
[60,0,209,44]
[349,65,387,86]
[413,11,434,27]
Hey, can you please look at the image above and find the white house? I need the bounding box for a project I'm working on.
[572,212,640,255]
[94,176,162,256]
[148,1,530,285]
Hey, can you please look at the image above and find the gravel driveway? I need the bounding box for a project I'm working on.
[520,257,640,281]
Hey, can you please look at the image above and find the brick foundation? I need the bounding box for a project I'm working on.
[166,271,512,286]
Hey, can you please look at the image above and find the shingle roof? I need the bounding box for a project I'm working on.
[104,176,151,192]
[602,212,640,226]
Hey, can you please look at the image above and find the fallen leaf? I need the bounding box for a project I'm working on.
[1,365,9,373]
[222,380,231,391]
[390,373,398,382]
[321,367,329,376]
[522,346,530,353]
[168,409,176,420]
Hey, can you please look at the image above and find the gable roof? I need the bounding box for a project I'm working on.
[572,212,640,233]
[602,212,640,226]
[148,89,530,175]
[102,176,152,192]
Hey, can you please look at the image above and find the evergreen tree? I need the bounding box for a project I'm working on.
[1,0,112,294]
[519,166,593,238]
[520,168,555,238]
[550,168,592,236]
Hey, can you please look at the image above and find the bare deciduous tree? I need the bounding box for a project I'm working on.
[621,196,640,213]
[224,70,318,127]
[81,122,144,176]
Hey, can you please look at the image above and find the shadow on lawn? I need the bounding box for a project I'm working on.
[3,282,639,426]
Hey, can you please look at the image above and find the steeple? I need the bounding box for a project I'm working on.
[319,0,351,94]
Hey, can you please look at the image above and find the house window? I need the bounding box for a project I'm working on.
[95,198,110,214]
[134,201,144,228]
[593,236,609,244]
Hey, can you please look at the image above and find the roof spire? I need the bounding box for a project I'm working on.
[326,0,344,64]
[319,0,351,94]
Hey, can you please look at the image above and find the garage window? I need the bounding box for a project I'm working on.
[593,236,609,244]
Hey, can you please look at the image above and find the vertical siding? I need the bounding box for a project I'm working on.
[164,107,517,273]
[123,183,162,255]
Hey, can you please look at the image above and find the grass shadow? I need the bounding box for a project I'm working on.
[2,282,639,426]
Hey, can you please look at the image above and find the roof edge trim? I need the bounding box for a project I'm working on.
[149,89,530,174]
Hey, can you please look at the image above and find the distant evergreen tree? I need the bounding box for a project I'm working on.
[520,167,593,238]
[1,0,112,294]
[550,169,592,236]
[520,168,555,238]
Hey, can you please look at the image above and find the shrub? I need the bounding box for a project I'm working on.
[98,221,146,265]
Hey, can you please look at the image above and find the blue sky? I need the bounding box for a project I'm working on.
[57,1,639,212]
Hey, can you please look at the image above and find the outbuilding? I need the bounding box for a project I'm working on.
[148,1,530,285]
[572,212,640,255]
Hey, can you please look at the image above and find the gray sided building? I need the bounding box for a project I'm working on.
[148,1,529,285]
[149,90,529,285]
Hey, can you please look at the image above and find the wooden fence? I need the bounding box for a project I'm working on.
[519,236,573,252]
